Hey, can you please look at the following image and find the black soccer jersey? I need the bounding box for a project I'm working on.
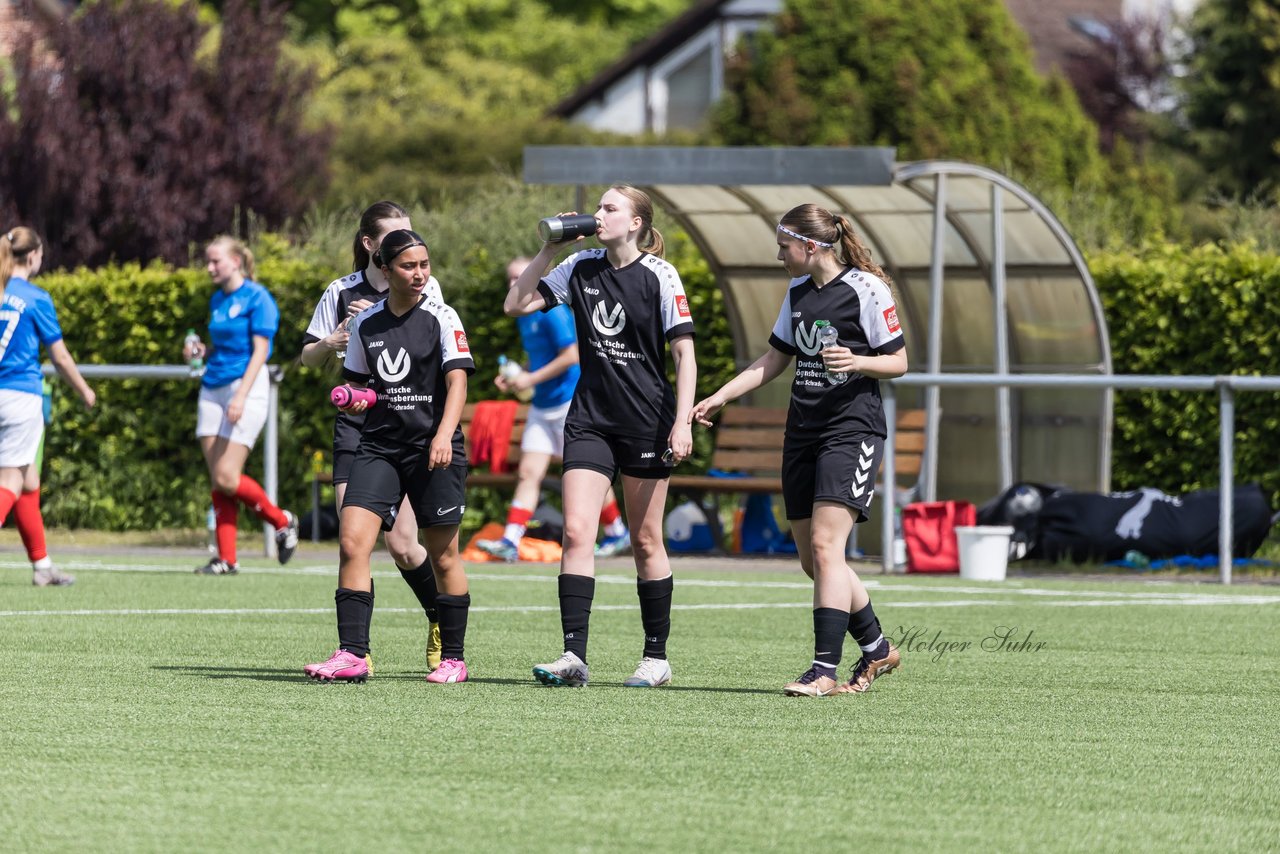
[343,294,474,454]
[537,249,695,438]
[305,272,444,447]
[768,266,905,439]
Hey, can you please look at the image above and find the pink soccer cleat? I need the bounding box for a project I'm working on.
[425,658,468,684]
[303,649,371,683]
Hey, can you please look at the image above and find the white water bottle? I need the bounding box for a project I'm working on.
[498,355,533,402]
[184,328,204,374]
[816,321,847,385]
[206,506,218,555]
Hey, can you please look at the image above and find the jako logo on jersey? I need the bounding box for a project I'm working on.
[592,301,626,336]
[454,330,470,353]
[794,321,824,356]
[675,294,691,317]
[883,306,901,334]
[377,347,411,383]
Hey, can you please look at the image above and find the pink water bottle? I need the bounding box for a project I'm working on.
[330,385,377,409]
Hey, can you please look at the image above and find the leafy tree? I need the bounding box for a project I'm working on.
[1181,0,1280,200]
[0,0,328,268]
[304,32,623,204]
[712,0,1104,190]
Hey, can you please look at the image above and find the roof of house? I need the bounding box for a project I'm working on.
[549,0,734,117]
[550,0,1127,119]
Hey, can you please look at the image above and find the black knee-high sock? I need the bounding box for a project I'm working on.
[398,558,439,622]
[637,575,674,660]
[847,602,886,655]
[435,592,470,660]
[336,587,374,657]
[814,607,849,672]
[558,574,595,663]
[364,579,375,646]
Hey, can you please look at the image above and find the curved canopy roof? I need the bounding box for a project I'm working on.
[525,147,1113,502]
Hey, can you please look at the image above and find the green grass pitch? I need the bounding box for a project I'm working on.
[2,549,1278,852]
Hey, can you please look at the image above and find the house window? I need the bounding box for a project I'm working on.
[664,46,714,131]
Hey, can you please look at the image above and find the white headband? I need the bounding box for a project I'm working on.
[777,223,832,248]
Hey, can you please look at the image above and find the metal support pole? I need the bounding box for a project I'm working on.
[923,173,947,501]
[991,184,1013,490]
[881,383,899,574]
[311,476,322,544]
[263,369,280,559]
[1218,381,1235,585]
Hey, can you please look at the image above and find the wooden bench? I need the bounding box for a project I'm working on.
[668,406,928,547]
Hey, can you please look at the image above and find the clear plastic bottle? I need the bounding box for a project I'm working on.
[206,506,218,556]
[815,321,847,385]
[498,354,533,402]
[184,328,204,374]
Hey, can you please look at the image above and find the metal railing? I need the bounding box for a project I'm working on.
[41,363,282,557]
[882,372,1280,584]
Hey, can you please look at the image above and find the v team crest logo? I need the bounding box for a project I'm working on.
[377,347,411,383]
[795,320,824,356]
[592,300,626,336]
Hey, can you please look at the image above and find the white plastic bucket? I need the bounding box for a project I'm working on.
[954,525,1014,581]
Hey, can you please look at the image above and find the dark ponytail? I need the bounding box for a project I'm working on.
[352,201,410,272]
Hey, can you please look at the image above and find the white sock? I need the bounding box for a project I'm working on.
[859,634,885,654]
[503,523,526,544]
[603,519,626,538]
[33,556,53,571]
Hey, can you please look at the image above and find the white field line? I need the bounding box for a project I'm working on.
[5,559,1278,605]
[2,595,1279,619]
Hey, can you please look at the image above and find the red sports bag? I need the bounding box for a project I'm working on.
[902,501,976,573]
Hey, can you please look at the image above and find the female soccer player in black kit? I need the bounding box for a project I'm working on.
[301,201,445,672]
[506,184,697,689]
[691,204,908,697]
[304,229,475,685]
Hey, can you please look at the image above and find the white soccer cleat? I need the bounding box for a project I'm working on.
[623,656,672,688]
[532,651,589,687]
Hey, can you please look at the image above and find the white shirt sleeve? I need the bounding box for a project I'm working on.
[857,274,904,350]
[770,286,797,350]
[305,281,342,341]
[343,310,370,378]
[649,256,694,337]
[540,251,588,307]
[435,304,475,372]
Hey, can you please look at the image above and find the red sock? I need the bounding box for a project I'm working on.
[600,501,621,526]
[234,475,287,529]
[506,505,533,527]
[14,489,48,562]
[212,490,239,564]
[0,488,16,526]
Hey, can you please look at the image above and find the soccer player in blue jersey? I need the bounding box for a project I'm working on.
[0,227,96,586]
[184,236,298,575]
[691,204,908,697]
[476,256,631,562]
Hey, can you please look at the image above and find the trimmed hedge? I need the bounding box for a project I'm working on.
[34,230,735,532]
[1090,242,1280,505]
